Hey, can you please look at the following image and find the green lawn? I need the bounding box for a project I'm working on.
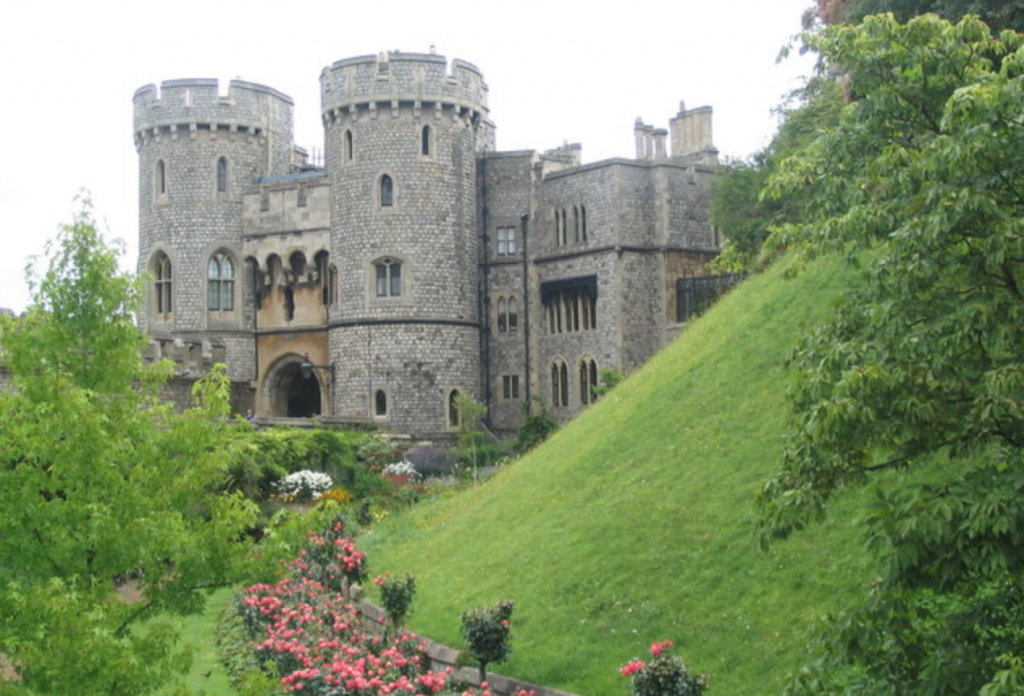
[161,587,238,695]
[359,255,894,695]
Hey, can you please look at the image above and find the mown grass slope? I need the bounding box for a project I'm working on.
[361,256,884,695]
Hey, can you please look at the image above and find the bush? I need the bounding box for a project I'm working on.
[516,409,558,453]
[620,641,709,696]
[461,599,515,683]
[405,446,460,477]
[375,573,417,633]
[274,469,333,502]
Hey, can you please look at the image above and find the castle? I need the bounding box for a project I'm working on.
[134,51,720,436]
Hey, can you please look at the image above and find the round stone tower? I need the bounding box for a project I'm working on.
[133,78,294,381]
[321,52,494,434]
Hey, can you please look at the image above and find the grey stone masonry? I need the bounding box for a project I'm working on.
[134,52,721,435]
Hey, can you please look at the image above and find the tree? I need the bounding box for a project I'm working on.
[0,200,256,694]
[460,599,515,684]
[820,0,1024,32]
[710,76,844,273]
[756,14,1024,693]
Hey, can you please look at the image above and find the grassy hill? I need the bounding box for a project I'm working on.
[360,256,885,695]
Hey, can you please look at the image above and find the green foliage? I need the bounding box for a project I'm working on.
[226,428,385,501]
[622,642,709,696]
[758,13,1024,692]
[0,201,256,694]
[591,368,623,398]
[837,0,1024,31]
[460,600,515,683]
[455,392,488,435]
[515,400,558,453]
[376,573,417,633]
[709,77,844,273]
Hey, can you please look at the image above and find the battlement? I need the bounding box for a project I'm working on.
[143,336,227,377]
[320,50,489,123]
[133,78,294,146]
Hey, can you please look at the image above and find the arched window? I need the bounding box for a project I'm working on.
[284,287,295,321]
[207,251,234,311]
[573,205,580,243]
[290,251,307,278]
[421,124,432,157]
[554,209,561,247]
[247,257,262,309]
[345,130,354,161]
[155,160,167,196]
[508,297,518,332]
[448,389,461,428]
[375,258,402,297]
[551,359,569,407]
[580,358,598,405]
[375,389,388,417]
[380,174,394,207]
[328,264,339,305]
[497,297,507,332]
[153,252,172,317]
[560,209,568,246]
[315,251,331,306]
[216,157,228,193]
[581,204,587,242]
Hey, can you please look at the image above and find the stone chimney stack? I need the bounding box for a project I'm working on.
[669,100,717,163]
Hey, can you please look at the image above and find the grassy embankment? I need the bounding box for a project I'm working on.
[360,255,896,695]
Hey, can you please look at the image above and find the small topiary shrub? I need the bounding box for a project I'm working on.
[620,640,709,696]
[375,572,416,634]
[461,599,515,683]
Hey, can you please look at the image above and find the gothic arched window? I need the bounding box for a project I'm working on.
[153,252,172,317]
[207,251,235,311]
[380,174,394,207]
[216,157,228,193]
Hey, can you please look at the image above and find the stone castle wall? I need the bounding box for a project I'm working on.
[135,79,296,382]
[132,54,721,434]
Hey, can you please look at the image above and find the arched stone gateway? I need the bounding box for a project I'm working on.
[265,356,323,417]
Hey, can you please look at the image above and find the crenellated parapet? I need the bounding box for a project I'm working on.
[143,336,227,377]
[320,51,489,128]
[133,78,294,151]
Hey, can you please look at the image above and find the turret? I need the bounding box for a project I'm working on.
[320,51,493,434]
[134,78,295,382]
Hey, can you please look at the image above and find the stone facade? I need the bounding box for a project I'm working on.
[134,52,719,436]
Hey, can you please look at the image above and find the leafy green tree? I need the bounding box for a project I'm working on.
[822,0,1024,31]
[756,14,1024,693]
[710,76,843,273]
[0,201,256,694]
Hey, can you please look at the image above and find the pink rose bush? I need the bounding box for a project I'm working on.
[619,640,709,696]
[239,519,531,696]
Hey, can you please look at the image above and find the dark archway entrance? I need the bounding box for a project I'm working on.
[268,360,322,417]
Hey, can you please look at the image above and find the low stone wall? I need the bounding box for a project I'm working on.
[356,600,580,696]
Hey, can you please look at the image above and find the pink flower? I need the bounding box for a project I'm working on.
[620,659,646,676]
[650,639,673,656]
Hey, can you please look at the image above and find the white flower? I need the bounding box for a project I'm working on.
[382,460,422,481]
[275,470,334,500]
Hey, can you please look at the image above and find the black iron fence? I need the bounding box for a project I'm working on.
[676,273,746,323]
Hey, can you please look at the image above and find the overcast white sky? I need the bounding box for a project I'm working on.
[0,1,815,313]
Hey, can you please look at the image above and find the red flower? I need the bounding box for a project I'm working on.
[620,659,646,676]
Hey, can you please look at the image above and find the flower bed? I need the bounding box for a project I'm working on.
[237,519,536,696]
